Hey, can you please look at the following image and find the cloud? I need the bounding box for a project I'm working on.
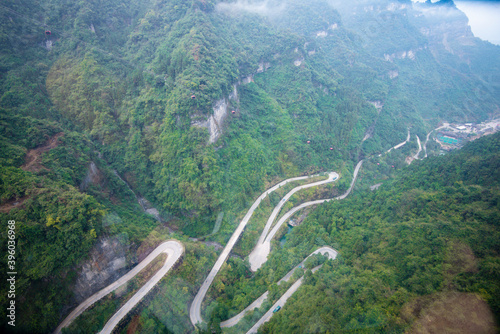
[455,1,500,45]
[215,0,286,17]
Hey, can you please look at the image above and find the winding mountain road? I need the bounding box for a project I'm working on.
[413,135,422,160]
[256,172,337,246]
[222,247,337,329]
[54,240,184,334]
[423,124,449,158]
[191,161,363,327]
[424,131,431,158]
[249,160,363,271]
[189,172,340,326]
[246,247,338,333]
[386,128,411,153]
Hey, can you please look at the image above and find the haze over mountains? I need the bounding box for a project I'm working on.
[0,0,498,333]
[454,0,500,45]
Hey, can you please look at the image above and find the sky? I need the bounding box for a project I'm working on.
[454,1,500,45]
[413,0,500,45]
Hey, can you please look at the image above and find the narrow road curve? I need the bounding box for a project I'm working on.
[412,135,422,161]
[257,172,339,246]
[423,124,450,158]
[424,131,432,158]
[222,247,337,328]
[249,161,362,271]
[189,172,338,326]
[246,247,338,333]
[385,128,411,154]
[221,292,269,328]
[54,240,184,334]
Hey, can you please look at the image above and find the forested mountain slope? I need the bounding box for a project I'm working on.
[0,0,499,332]
[257,132,500,333]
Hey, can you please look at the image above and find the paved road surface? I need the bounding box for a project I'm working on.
[387,128,411,153]
[413,135,422,160]
[220,291,269,328]
[423,124,449,158]
[222,247,337,328]
[246,247,338,333]
[191,162,361,327]
[54,240,184,334]
[424,131,431,158]
[246,278,304,334]
[189,172,336,326]
[256,172,337,246]
[99,241,184,333]
[249,172,339,271]
[249,161,362,271]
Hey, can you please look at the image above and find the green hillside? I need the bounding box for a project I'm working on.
[0,0,499,332]
[256,131,500,334]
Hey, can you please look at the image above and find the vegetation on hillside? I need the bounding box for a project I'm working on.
[210,132,500,333]
[0,0,499,332]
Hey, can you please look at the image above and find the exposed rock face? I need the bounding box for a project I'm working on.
[369,100,384,111]
[191,84,239,143]
[80,161,102,191]
[191,98,228,143]
[257,61,271,73]
[242,75,254,84]
[411,2,476,62]
[73,236,131,302]
[388,70,399,79]
[384,48,421,62]
[139,197,163,222]
[313,23,339,38]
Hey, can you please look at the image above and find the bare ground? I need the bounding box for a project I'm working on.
[405,292,497,334]
[21,132,64,173]
[0,197,27,213]
[0,133,65,213]
[126,315,140,334]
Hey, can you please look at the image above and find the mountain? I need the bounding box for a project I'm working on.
[254,129,500,334]
[0,0,498,332]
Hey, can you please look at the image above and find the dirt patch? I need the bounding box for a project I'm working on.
[405,292,497,334]
[445,241,478,276]
[126,315,140,334]
[0,197,27,213]
[21,132,64,173]
[442,241,478,289]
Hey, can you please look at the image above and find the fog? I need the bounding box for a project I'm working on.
[454,1,500,45]
[412,0,500,45]
[217,0,500,46]
[215,0,286,16]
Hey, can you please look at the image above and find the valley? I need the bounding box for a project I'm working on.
[0,0,499,333]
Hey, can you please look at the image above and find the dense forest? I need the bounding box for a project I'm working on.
[0,0,499,332]
[212,132,500,333]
